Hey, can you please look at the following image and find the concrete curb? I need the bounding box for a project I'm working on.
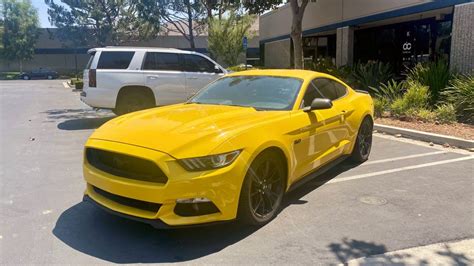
[374,123,474,150]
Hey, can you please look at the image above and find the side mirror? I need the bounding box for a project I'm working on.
[303,98,333,112]
[214,65,223,74]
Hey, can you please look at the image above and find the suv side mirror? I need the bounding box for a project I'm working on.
[214,65,223,73]
[303,98,333,112]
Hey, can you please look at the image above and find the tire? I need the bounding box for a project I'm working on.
[113,90,155,116]
[23,75,30,80]
[350,116,373,163]
[238,151,286,225]
[47,75,53,80]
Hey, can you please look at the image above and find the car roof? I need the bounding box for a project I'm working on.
[226,69,323,80]
[87,46,196,54]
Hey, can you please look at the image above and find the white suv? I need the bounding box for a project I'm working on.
[80,47,227,115]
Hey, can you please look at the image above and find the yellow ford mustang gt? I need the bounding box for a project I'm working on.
[83,69,374,228]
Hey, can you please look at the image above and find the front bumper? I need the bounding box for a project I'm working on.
[83,138,247,227]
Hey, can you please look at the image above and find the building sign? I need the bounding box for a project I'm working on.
[402,30,415,69]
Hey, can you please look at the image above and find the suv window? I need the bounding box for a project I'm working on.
[143,52,181,71]
[97,51,134,69]
[85,52,95,69]
[183,54,215,73]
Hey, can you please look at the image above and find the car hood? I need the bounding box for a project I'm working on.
[90,104,286,158]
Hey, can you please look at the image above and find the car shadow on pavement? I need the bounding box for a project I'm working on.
[42,108,115,130]
[53,160,363,263]
[57,117,114,130]
[53,201,261,263]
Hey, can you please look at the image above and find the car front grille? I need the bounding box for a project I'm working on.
[93,186,161,213]
[86,148,168,183]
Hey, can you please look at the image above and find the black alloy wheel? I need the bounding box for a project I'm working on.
[239,152,285,225]
[350,117,373,163]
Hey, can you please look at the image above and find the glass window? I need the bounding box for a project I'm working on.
[183,54,215,73]
[85,52,95,69]
[143,52,181,71]
[189,76,302,110]
[97,51,134,69]
[314,79,338,100]
[333,81,347,98]
[302,82,324,107]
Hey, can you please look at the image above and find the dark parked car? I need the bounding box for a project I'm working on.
[19,68,59,80]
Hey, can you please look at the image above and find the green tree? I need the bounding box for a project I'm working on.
[45,0,160,46]
[208,10,255,66]
[1,0,39,72]
[158,0,207,50]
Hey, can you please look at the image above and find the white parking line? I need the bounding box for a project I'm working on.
[374,134,471,155]
[363,151,447,166]
[328,156,474,184]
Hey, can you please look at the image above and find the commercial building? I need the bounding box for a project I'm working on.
[260,0,474,74]
[0,24,260,73]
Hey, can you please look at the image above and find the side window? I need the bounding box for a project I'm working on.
[332,81,348,98]
[183,54,215,73]
[302,81,324,107]
[85,52,95,69]
[143,52,181,71]
[97,51,134,69]
[313,78,338,100]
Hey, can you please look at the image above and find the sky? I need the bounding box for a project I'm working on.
[32,0,53,28]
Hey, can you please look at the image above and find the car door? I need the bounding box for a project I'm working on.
[143,52,187,105]
[290,78,347,181]
[30,69,40,79]
[182,54,224,98]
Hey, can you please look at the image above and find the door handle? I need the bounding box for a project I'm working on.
[148,75,159,80]
[187,77,198,80]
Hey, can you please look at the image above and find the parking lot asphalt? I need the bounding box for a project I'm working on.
[1,80,473,264]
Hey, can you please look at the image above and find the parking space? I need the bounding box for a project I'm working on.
[0,80,473,264]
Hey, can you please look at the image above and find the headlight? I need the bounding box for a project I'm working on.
[177,150,241,171]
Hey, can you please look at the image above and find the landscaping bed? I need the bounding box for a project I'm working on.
[376,117,474,140]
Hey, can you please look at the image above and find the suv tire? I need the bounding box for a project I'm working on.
[113,90,155,116]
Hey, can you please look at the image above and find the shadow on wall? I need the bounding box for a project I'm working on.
[42,108,115,130]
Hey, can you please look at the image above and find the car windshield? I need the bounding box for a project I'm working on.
[189,76,302,110]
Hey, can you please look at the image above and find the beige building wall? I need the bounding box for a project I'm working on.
[260,0,431,41]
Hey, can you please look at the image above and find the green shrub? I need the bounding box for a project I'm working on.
[435,104,457,124]
[389,82,430,118]
[370,79,405,101]
[351,61,394,92]
[403,81,430,110]
[414,108,436,122]
[406,60,451,103]
[373,97,389,118]
[305,57,353,85]
[441,75,474,124]
[75,81,84,90]
[390,98,407,117]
